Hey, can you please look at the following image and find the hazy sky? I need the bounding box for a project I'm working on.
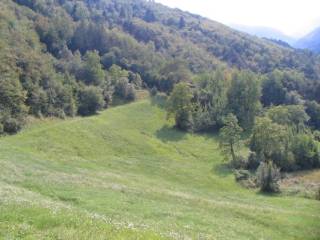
[155,0,320,38]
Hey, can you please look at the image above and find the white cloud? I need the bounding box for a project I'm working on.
[155,0,320,37]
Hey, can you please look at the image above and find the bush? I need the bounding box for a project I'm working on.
[314,130,320,142]
[292,134,320,169]
[230,155,248,169]
[256,161,281,193]
[234,170,251,181]
[126,84,136,101]
[150,87,158,96]
[175,110,193,131]
[247,152,261,170]
[78,86,104,116]
[114,78,136,101]
[3,118,23,134]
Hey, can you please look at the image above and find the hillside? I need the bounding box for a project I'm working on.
[295,27,320,53]
[1,0,320,136]
[0,98,320,239]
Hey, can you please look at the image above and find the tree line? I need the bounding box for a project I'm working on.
[167,69,320,192]
[1,0,320,134]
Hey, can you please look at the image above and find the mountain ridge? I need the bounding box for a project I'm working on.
[295,27,320,53]
[230,24,297,46]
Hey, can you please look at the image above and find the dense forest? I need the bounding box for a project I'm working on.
[1,0,320,191]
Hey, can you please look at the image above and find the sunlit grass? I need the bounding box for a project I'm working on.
[0,98,319,239]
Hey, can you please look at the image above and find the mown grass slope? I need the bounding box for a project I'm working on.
[0,98,319,239]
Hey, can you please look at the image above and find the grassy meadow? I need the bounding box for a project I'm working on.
[0,98,319,239]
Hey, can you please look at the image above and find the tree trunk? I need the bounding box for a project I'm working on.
[230,143,236,162]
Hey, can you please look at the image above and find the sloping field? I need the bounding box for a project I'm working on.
[0,99,319,239]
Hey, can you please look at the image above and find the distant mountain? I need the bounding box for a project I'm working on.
[295,27,320,53]
[230,24,296,46]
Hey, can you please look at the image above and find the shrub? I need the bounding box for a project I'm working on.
[230,155,248,169]
[175,110,194,131]
[247,152,261,170]
[114,78,136,101]
[234,169,251,181]
[314,130,320,142]
[126,84,136,101]
[78,86,104,116]
[3,118,23,134]
[292,134,320,169]
[150,87,158,96]
[256,161,281,193]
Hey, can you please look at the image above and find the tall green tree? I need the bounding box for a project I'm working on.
[78,86,104,116]
[219,114,243,162]
[197,68,230,127]
[81,51,105,86]
[267,105,309,133]
[250,117,288,160]
[261,70,287,106]
[292,134,320,169]
[0,71,28,133]
[167,83,194,131]
[228,70,261,129]
[305,101,320,130]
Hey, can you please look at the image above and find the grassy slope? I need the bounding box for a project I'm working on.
[0,98,319,239]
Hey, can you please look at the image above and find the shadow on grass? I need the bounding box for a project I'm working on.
[156,125,187,142]
[212,163,233,177]
[256,191,280,197]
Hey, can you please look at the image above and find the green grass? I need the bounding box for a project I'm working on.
[0,98,319,239]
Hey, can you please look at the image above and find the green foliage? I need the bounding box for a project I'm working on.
[305,101,320,130]
[81,51,106,86]
[167,83,194,130]
[314,130,320,142]
[234,169,251,181]
[292,134,320,169]
[219,114,243,163]
[2,0,320,174]
[0,72,28,134]
[35,13,74,57]
[250,117,288,160]
[267,105,309,133]
[261,70,287,106]
[256,161,281,193]
[228,70,261,129]
[150,86,158,96]
[195,69,230,129]
[2,0,320,137]
[249,112,319,171]
[78,86,104,116]
[158,60,192,92]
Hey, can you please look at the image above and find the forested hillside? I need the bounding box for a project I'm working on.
[1,1,320,238]
[1,0,320,135]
